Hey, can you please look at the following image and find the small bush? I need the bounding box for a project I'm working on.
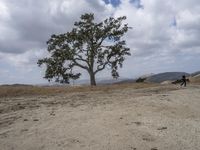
[136,77,146,83]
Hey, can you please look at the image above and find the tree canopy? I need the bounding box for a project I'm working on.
[38,13,131,85]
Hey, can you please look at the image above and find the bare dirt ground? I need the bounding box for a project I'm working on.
[0,83,200,150]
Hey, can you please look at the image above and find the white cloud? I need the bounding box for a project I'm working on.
[0,1,10,19]
[0,0,200,84]
[0,49,47,69]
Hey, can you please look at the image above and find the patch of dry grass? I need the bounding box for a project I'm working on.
[0,85,63,97]
[190,76,200,84]
[0,83,159,98]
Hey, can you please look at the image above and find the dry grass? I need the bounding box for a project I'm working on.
[0,83,159,98]
[1,82,200,150]
[0,85,63,97]
[190,76,200,84]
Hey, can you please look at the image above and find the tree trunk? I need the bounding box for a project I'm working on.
[90,72,96,86]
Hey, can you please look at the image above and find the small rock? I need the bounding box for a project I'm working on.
[142,134,155,142]
[115,134,119,137]
[23,119,28,121]
[50,112,55,116]
[33,119,39,121]
[19,106,25,109]
[21,129,28,132]
[151,147,158,150]
[157,127,167,130]
[134,121,142,125]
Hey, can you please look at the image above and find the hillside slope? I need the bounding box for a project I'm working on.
[146,72,189,83]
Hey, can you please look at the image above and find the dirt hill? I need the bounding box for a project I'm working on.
[146,72,189,83]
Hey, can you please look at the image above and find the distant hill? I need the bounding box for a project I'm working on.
[3,71,199,86]
[139,73,155,78]
[97,78,130,85]
[76,71,198,85]
[190,71,200,77]
[146,72,190,83]
[189,71,200,83]
[1,84,33,87]
[114,79,136,84]
[72,77,133,85]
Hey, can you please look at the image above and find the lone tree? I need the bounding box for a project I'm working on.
[38,13,131,86]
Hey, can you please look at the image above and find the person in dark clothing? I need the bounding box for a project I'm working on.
[180,75,187,87]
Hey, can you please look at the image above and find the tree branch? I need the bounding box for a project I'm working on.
[94,62,109,74]
[73,59,89,71]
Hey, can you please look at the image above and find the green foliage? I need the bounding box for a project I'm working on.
[38,13,131,85]
[136,77,146,83]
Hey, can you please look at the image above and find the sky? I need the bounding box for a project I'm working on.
[0,0,200,84]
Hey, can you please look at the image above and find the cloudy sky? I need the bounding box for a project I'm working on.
[0,0,200,84]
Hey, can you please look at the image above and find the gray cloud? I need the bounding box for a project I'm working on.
[0,0,200,84]
[0,0,113,54]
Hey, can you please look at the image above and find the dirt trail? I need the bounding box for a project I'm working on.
[0,85,200,150]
